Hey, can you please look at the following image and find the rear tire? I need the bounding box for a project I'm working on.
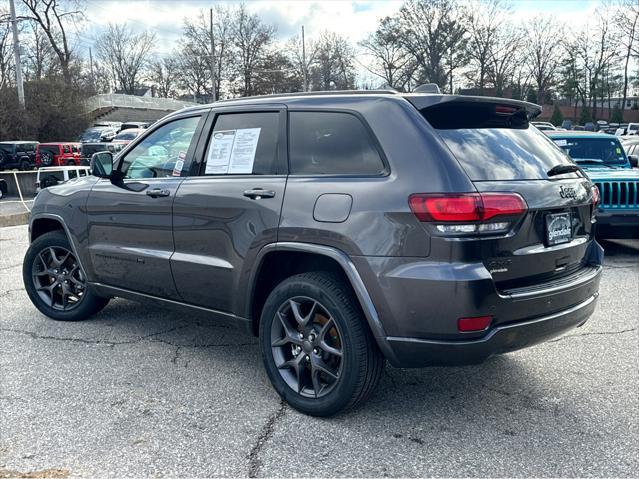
[259,271,384,416]
[19,159,30,171]
[66,160,76,166]
[23,230,109,321]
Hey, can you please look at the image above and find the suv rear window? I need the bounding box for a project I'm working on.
[421,102,576,181]
[289,112,385,176]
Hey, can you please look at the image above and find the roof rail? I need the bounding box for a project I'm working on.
[214,89,400,103]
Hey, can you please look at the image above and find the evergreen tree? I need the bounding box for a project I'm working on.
[550,105,564,126]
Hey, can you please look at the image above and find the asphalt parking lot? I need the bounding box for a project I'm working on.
[0,224,637,478]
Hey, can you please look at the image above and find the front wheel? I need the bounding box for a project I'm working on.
[259,272,384,416]
[19,159,31,171]
[23,230,109,321]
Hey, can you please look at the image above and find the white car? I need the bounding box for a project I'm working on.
[36,166,91,192]
[531,121,557,131]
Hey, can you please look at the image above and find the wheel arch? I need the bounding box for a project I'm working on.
[30,214,88,278]
[246,242,395,361]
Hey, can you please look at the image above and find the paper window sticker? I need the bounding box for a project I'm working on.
[172,157,185,177]
[227,128,261,174]
[553,139,568,147]
[205,130,236,175]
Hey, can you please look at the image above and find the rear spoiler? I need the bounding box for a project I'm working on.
[403,94,542,120]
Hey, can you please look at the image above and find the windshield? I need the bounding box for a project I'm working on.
[551,137,628,166]
[114,132,138,140]
[80,129,104,141]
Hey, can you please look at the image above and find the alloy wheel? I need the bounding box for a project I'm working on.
[32,246,86,311]
[270,296,344,398]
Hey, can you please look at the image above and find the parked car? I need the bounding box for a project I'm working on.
[120,121,150,131]
[532,121,557,131]
[547,131,639,238]
[79,126,117,143]
[94,121,122,132]
[112,128,144,145]
[79,142,124,165]
[23,91,603,416]
[0,141,38,170]
[35,166,91,192]
[36,143,82,167]
[620,136,639,163]
[0,178,7,199]
[626,122,639,136]
[561,120,573,130]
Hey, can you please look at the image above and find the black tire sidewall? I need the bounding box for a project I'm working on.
[22,231,108,321]
[259,274,364,417]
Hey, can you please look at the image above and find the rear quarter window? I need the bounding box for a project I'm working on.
[289,111,386,176]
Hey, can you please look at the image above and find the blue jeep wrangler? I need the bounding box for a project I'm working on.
[547,131,639,239]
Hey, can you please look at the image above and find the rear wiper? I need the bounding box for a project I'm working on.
[547,164,580,177]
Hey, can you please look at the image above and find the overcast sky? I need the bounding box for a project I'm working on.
[73,0,601,85]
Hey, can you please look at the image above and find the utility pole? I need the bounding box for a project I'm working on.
[9,0,25,108]
[302,25,307,92]
[209,8,216,102]
[89,47,95,93]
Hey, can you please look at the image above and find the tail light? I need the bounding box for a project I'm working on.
[408,192,527,236]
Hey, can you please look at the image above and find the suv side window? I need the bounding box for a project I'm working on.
[63,145,71,154]
[289,111,385,175]
[119,116,201,179]
[202,112,281,175]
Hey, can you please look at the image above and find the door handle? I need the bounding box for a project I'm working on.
[146,188,171,198]
[243,188,276,200]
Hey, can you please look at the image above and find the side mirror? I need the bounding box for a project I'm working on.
[629,155,639,168]
[90,151,113,178]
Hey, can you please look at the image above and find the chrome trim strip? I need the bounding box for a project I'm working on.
[498,264,602,299]
[171,251,234,270]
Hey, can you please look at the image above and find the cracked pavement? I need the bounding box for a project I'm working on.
[1,225,638,477]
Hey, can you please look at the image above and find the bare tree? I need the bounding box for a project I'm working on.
[487,23,523,96]
[181,6,233,100]
[20,0,81,83]
[359,17,416,91]
[465,0,510,92]
[23,21,57,81]
[309,31,356,90]
[285,33,319,92]
[147,56,179,98]
[231,4,275,96]
[95,23,155,94]
[395,0,468,92]
[615,0,639,112]
[523,17,563,103]
[0,7,16,89]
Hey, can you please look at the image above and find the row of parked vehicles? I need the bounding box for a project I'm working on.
[533,119,639,136]
[0,121,150,171]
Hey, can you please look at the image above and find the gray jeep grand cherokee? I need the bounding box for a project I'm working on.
[23,91,603,416]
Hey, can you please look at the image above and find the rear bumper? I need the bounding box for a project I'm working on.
[352,241,603,368]
[596,210,639,238]
[385,293,598,367]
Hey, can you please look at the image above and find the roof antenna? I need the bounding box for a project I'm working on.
[413,83,441,94]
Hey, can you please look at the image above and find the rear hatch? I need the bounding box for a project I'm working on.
[407,96,599,294]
